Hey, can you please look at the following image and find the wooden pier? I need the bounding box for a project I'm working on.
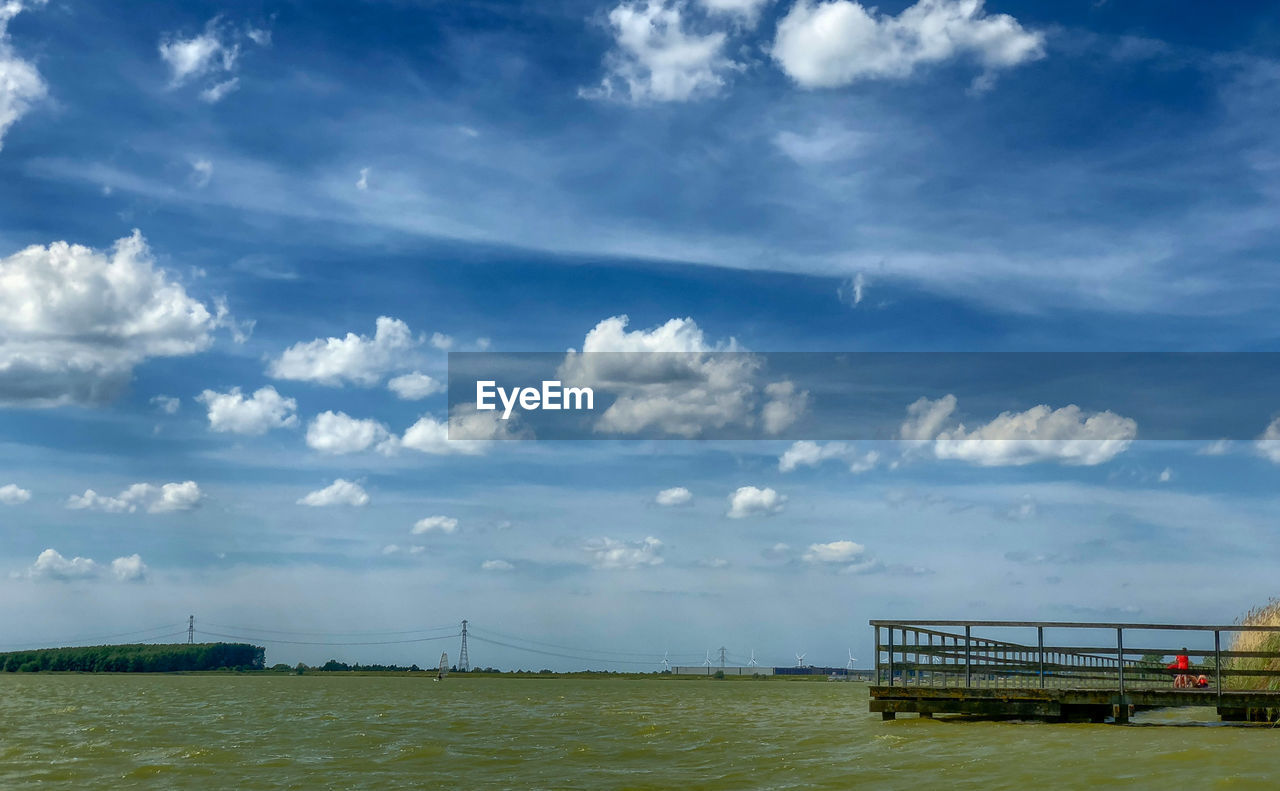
[870,620,1280,723]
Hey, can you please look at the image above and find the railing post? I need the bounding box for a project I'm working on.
[1038,626,1045,689]
[887,626,894,687]
[1215,630,1222,706]
[964,625,972,688]
[1116,627,1125,695]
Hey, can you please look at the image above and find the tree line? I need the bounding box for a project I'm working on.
[0,642,265,673]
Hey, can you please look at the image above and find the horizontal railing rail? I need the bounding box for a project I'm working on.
[871,620,1280,702]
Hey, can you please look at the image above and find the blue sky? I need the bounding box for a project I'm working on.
[2,0,1280,669]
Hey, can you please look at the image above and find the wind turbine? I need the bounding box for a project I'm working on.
[661,651,671,672]
[795,652,806,668]
[747,650,758,667]
[847,651,857,671]
[703,650,713,667]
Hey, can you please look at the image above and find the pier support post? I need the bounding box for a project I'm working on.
[881,712,897,721]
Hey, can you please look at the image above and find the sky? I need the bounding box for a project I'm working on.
[2,0,1280,670]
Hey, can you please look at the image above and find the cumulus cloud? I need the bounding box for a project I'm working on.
[583,0,735,103]
[899,394,1136,466]
[297,478,370,507]
[778,440,879,473]
[411,515,459,534]
[66,481,202,513]
[429,332,453,351]
[0,1,47,151]
[109,554,148,582]
[802,540,865,563]
[0,483,31,505]
[1257,418,1280,463]
[305,411,395,455]
[402,407,514,455]
[584,536,664,569]
[268,316,419,386]
[28,548,98,581]
[481,559,514,571]
[27,548,147,583]
[387,372,443,400]
[0,231,235,407]
[561,315,804,437]
[772,0,1044,90]
[197,386,297,434]
[726,486,786,518]
[655,486,693,506]
[762,381,809,434]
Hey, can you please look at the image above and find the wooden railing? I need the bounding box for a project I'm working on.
[871,620,1280,703]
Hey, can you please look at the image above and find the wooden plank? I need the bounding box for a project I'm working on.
[870,698,1061,717]
[869,620,1280,632]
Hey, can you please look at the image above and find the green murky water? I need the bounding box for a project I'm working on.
[1,675,1277,789]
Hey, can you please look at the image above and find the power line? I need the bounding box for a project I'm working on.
[468,626,701,660]
[199,622,459,637]
[0,623,187,651]
[195,629,459,647]
[466,634,662,667]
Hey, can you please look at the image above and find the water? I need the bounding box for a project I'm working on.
[1,675,1278,789]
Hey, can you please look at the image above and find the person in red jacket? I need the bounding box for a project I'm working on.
[1168,650,1192,688]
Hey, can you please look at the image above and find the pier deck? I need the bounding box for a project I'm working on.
[870,620,1280,723]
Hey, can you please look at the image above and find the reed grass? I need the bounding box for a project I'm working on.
[1226,598,1280,692]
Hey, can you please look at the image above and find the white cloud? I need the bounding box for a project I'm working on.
[778,440,879,474]
[199,77,240,103]
[297,479,370,507]
[0,231,232,406]
[151,481,204,512]
[837,272,867,306]
[655,486,693,506]
[66,481,202,513]
[388,372,444,400]
[109,554,147,582]
[151,395,180,414]
[0,1,47,152]
[429,332,453,351]
[726,486,786,518]
[901,395,1137,466]
[381,544,401,555]
[0,483,31,504]
[400,407,512,455]
[772,0,1044,90]
[1257,418,1280,463]
[697,557,730,568]
[27,548,147,582]
[268,316,419,386]
[190,159,214,188]
[28,548,98,581]
[584,536,664,569]
[159,19,239,86]
[412,515,458,534]
[1158,467,1173,483]
[306,411,395,455]
[584,0,734,103]
[481,559,514,571]
[561,315,796,438]
[775,126,868,165]
[802,540,866,563]
[356,167,370,191]
[779,440,844,471]
[1003,495,1037,520]
[197,386,297,434]
[246,27,272,46]
[699,0,771,20]
[761,381,809,434]
[900,394,958,441]
[1199,439,1231,456]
